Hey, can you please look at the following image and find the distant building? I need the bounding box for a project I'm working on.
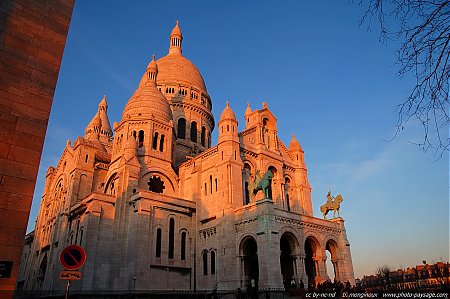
[360,262,449,291]
[17,22,355,293]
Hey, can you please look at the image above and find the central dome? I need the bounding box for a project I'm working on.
[156,21,208,93]
[156,54,207,92]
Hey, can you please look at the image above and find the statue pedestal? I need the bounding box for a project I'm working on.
[330,217,344,224]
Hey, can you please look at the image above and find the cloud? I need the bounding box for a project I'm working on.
[316,141,399,188]
[349,148,395,183]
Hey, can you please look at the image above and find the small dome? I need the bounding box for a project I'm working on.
[171,20,182,36]
[123,85,173,123]
[289,134,303,152]
[147,54,158,72]
[220,101,237,121]
[244,102,252,117]
[123,56,173,123]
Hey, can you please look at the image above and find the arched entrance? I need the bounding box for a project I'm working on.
[240,236,259,288]
[36,253,47,290]
[280,232,298,288]
[304,236,320,288]
[325,239,339,281]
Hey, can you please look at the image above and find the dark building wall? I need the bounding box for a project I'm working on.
[0,0,74,294]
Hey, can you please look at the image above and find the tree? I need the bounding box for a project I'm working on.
[360,0,450,156]
[376,265,392,288]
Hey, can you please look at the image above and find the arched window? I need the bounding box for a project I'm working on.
[178,118,186,139]
[159,134,165,152]
[181,231,186,260]
[105,174,118,196]
[211,251,216,274]
[152,132,159,150]
[138,130,144,148]
[244,182,250,205]
[201,127,206,147]
[203,251,208,275]
[190,121,197,142]
[168,218,175,259]
[285,178,291,211]
[243,164,252,205]
[267,166,277,199]
[209,175,213,194]
[156,228,161,258]
[79,228,83,245]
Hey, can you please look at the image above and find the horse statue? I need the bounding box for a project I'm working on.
[320,193,343,219]
[247,170,261,203]
[249,169,274,200]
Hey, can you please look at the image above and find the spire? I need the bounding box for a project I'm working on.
[99,95,108,110]
[85,112,102,140]
[169,20,183,55]
[85,96,113,143]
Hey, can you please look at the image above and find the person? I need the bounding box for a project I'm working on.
[299,280,304,290]
[326,191,334,204]
[250,278,257,299]
[291,278,296,289]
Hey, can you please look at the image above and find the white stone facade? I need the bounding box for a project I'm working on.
[17,22,355,293]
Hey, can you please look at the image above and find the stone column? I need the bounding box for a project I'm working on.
[332,259,339,281]
[313,257,323,285]
[296,254,307,283]
[239,255,246,288]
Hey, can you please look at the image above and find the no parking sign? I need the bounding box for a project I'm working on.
[59,245,86,270]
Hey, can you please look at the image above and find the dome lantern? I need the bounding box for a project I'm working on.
[169,20,183,55]
[146,54,158,83]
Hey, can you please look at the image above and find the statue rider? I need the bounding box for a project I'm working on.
[326,191,334,205]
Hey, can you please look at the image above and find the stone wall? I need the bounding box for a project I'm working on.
[0,0,74,294]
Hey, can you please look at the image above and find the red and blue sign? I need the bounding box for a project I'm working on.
[59,245,86,270]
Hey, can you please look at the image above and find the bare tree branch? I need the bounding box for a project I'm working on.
[359,0,450,157]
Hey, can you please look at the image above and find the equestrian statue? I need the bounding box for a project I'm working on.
[320,191,343,219]
[248,169,274,201]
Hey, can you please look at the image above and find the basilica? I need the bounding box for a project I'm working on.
[17,22,355,292]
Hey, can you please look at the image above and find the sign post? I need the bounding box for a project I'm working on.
[59,245,86,299]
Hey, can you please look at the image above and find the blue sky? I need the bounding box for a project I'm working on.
[28,1,449,279]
